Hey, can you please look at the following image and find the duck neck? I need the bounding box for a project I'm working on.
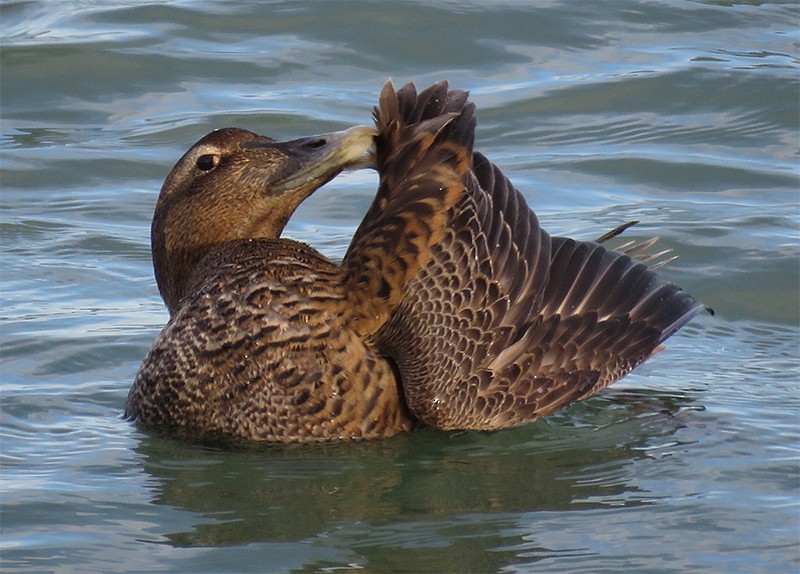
[151,213,206,316]
[150,203,293,316]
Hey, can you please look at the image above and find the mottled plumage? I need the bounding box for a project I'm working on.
[377,152,708,430]
[126,81,474,441]
[127,80,708,443]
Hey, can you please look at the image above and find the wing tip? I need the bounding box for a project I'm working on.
[657,293,713,345]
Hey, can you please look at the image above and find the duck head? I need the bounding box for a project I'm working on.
[151,125,375,314]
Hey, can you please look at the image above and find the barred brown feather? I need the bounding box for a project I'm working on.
[127,80,708,442]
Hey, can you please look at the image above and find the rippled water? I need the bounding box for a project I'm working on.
[2,1,799,572]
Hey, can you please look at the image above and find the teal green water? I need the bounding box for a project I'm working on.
[2,1,798,572]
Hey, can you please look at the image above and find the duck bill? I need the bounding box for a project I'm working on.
[246,125,376,196]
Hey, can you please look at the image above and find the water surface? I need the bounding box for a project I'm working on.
[2,1,798,572]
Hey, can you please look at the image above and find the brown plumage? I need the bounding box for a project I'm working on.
[126,80,708,443]
[126,81,473,441]
[376,149,709,430]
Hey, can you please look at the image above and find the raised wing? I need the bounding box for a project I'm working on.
[342,80,476,336]
[377,150,707,430]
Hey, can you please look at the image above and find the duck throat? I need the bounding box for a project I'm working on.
[150,203,295,316]
[151,214,205,316]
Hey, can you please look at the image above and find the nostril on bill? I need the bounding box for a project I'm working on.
[303,138,326,149]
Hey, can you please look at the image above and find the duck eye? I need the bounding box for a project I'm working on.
[196,154,220,171]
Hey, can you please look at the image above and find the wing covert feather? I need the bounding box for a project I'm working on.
[377,150,706,430]
[342,81,476,336]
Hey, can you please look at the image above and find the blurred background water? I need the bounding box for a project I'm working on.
[1,1,798,572]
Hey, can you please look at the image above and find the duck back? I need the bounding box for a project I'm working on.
[126,238,414,442]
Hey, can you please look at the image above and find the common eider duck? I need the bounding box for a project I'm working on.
[126,81,708,442]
